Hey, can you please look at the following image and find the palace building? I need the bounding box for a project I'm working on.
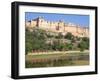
[25,16,89,37]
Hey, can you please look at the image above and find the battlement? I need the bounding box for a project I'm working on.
[25,17,89,37]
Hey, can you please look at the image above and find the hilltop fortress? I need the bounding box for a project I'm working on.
[26,16,89,37]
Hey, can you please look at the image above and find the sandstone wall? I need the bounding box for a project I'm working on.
[26,17,89,37]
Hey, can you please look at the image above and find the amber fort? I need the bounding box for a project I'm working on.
[26,16,89,37]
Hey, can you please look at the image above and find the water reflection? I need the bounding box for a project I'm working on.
[26,53,89,68]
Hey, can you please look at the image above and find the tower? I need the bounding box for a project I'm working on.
[37,16,44,27]
[58,20,64,32]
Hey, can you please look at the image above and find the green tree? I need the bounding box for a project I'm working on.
[56,32,63,39]
[82,37,89,49]
[64,32,74,40]
[66,43,73,50]
[32,28,47,51]
[78,41,87,51]
[25,29,33,54]
[25,28,48,54]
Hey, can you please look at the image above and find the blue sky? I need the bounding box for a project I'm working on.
[25,12,89,27]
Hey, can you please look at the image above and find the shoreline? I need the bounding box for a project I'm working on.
[28,50,89,55]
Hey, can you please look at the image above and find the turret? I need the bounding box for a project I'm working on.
[37,16,44,27]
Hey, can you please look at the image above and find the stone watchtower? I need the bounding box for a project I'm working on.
[58,20,65,32]
[37,16,44,27]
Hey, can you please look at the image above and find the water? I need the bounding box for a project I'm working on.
[25,53,89,68]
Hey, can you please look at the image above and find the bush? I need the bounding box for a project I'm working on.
[64,32,74,40]
[78,41,87,51]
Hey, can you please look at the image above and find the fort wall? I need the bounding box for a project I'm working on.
[25,17,89,37]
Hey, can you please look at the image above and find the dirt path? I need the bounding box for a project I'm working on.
[28,50,89,55]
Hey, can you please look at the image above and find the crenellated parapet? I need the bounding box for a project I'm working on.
[26,16,89,37]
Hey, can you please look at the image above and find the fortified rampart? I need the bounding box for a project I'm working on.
[26,16,89,37]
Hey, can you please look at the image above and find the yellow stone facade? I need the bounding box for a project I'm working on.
[26,17,89,37]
